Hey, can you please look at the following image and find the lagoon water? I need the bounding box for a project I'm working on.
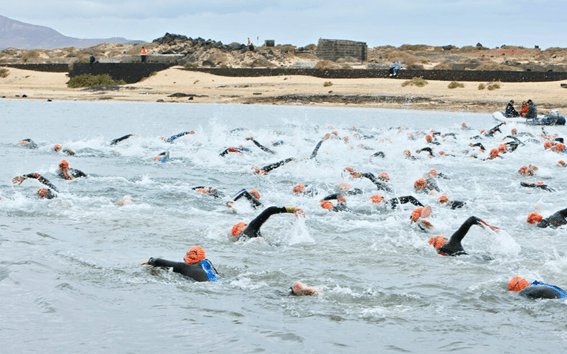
[1,99,566,353]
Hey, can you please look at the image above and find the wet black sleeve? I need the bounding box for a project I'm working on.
[233,190,263,208]
[261,158,295,173]
[251,139,276,155]
[519,286,562,299]
[310,140,323,159]
[148,258,210,282]
[361,172,392,192]
[110,134,134,145]
[70,168,87,178]
[24,173,60,192]
[242,206,288,238]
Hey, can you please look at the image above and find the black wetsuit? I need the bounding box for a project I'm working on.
[192,186,224,199]
[249,139,276,155]
[418,147,435,157]
[58,168,87,180]
[232,189,262,209]
[309,140,324,159]
[239,206,294,239]
[537,208,567,228]
[23,173,59,192]
[322,194,349,212]
[370,151,386,159]
[110,134,134,145]
[446,200,466,209]
[260,157,295,173]
[361,172,393,193]
[146,258,218,282]
[21,139,38,149]
[438,216,484,256]
[486,123,505,137]
[519,281,567,299]
[520,182,554,192]
[505,103,519,118]
[390,196,423,209]
[416,178,440,194]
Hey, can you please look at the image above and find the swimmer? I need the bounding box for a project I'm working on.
[309,133,330,159]
[290,281,320,296]
[35,187,57,199]
[414,178,440,194]
[370,194,424,210]
[231,206,304,241]
[520,181,554,192]
[219,146,250,157]
[141,246,219,282]
[410,206,434,231]
[12,173,59,192]
[53,144,75,155]
[349,171,392,193]
[482,148,501,161]
[110,134,135,145]
[292,183,318,197]
[404,150,417,160]
[428,216,499,256]
[20,138,38,149]
[114,195,132,206]
[192,186,224,199]
[508,277,567,299]
[58,160,87,180]
[416,147,435,158]
[227,189,262,209]
[320,194,348,212]
[485,122,506,137]
[153,151,169,162]
[437,195,465,209]
[517,165,538,176]
[469,142,486,153]
[245,137,277,155]
[370,151,386,160]
[161,131,195,143]
[253,157,295,175]
[426,169,449,180]
[526,208,567,228]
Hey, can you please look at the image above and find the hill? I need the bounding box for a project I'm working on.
[0,15,134,50]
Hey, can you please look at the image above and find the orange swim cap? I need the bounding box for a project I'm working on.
[508,276,530,291]
[490,148,499,158]
[511,128,518,135]
[320,200,334,210]
[428,235,448,250]
[553,143,565,152]
[343,166,353,172]
[59,160,69,169]
[228,147,238,153]
[404,150,412,157]
[558,160,566,166]
[425,135,432,143]
[184,246,206,264]
[462,122,467,127]
[411,207,424,222]
[378,172,390,182]
[338,182,351,192]
[427,169,438,178]
[249,189,260,199]
[337,196,346,203]
[481,129,486,134]
[369,195,383,204]
[544,141,553,149]
[536,181,544,186]
[414,178,428,190]
[231,222,247,236]
[438,195,449,204]
[343,136,349,142]
[527,212,543,224]
[53,144,62,152]
[498,144,507,153]
[439,151,445,156]
[292,183,306,194]
[518,166,528,175]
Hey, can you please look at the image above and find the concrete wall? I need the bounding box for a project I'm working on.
[188,67,567,82]
[316,39,368,62]
[68,63,175,83]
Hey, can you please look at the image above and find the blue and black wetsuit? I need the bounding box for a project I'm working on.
[519,281,567,299]
[192,186,224,198]
[166,132,192,143]
[146,258,219,282]
[110,134,134,145]
[220,147,250,157]
[537,208,567,228]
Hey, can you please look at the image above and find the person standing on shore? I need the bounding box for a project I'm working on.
[141,47,147,63]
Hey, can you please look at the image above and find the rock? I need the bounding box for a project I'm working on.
[156,99,164,102]
[202,60,216,67]
[561,84,567,88]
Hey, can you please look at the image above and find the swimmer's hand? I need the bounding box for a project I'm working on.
[294,208,305,218]
[245,137,254,141]
[480,220,500,231]
[420,219,434,230]
[12,176,26,184]
[321,133,330,141]
[141,260,150,265]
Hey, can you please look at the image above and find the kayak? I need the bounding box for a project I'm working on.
[493,111,566,126]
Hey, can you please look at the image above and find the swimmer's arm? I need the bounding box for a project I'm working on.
[247,138,276,154]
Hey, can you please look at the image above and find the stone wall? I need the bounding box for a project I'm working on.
[68,63,175,83]
[316,39,367,62]
[188,67,567,82]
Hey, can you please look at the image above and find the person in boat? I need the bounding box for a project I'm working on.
[525,99,538,119]
[141,246,219,282]
[505,100,520,118]
[508,277,567,299]
[428,216,499,256]
[526,208,567,228]
[518,101,529,117]
[231,206,304,241]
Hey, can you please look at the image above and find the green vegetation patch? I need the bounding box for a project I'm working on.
[0,68,8,78]
[67,74,126,88]
[323,81,333,87]
[448,81,465,89]
[402,77,428,87]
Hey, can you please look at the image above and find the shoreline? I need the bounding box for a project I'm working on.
[1,66,567,114]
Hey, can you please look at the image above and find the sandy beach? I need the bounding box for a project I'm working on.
[1,66,566,113]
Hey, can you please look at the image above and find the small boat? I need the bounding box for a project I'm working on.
[493,110,566,126]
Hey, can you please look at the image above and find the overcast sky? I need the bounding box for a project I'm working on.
[2,0,567,49]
